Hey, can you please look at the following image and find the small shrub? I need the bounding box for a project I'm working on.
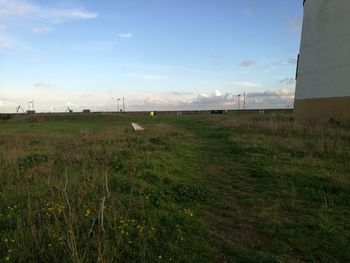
[140,183,206,207]
[170,184,206,203]
[29,139,41,146]
[290,149,307,158]
[109,159,125,172]
[137,170,159,183]
[16,153,49,168]
[0,114,11,120]
[150,137,168,146]
[247,163,272,178]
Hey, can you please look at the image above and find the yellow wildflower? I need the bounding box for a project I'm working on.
[85,209,91,217]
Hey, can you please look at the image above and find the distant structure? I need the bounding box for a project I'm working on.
[66,107,73,113]
[27,101,35,114]
[16,105,24,114]
[294,0,350,123]
[116,97,126,112]
[235,93,246,111]
[117,98,121,112]
[210,110,225,115]
[83,109,91,114]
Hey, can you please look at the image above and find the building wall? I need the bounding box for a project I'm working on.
[294,0,350,122]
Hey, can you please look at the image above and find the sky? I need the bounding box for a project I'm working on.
[0,0,303,113]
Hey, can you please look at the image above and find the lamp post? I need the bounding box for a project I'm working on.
[117,98,121,112]
[243,92,246,111]
[28,101,35,111]
[238,94,241,110]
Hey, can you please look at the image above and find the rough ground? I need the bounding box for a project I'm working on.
[0,113,349,262]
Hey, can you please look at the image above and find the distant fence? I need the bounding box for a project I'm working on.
[0,109,293,119]
[125,109,293,115]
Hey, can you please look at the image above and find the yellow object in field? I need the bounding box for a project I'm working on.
[150,111,155,117]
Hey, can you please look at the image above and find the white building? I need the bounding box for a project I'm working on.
[294,0,350,123]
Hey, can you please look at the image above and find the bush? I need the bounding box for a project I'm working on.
[16,153,49,168]
[0,114,11,120]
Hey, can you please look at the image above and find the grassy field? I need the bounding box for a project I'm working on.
[0,113,349,262]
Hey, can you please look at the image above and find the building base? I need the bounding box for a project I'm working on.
[294,96,350,124]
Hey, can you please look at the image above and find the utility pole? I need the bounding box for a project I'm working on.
[122,97,125,112]
[238,94,241,110]
[28,101,35,111]
[117,98,121,112]
[243,92,246,110]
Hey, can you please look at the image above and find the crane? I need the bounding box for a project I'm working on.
[16,105,25,114]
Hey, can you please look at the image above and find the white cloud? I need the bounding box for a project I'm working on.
[170,92,194,96]
[248,88,294,99]
[241,0,254,17]
[0,34,14,49]
[70,40,117,52]
[271,58,297,66]
[39,8,98,23]
[0,0,98,22]
[287,57,297,65]
[143,96,184,107]
[34,83,54,89]
[0,86,295,113]
[0,0,38,17]
[0,31,34,51]
[25,59,40,64]
[0,100,17,108]
[257,57,298,74]
[177,66,202,74]
[240,60,256,67]
[200,80,210,85]
[0,24,12,48]
[213,90,223,96]
[58,9,98,20]
[129,88,295,111]
[128,74,164,80]
[279,77,296,86]
[232,81,262,88]
[288,15,302,34]
[243,7,253,17]
[115,33,133,39]
[0,0,98,48]
[247,88,294,108]
[31,25,54,34]
[0,87,119,113]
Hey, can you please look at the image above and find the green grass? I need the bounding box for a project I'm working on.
[0,113,349,262]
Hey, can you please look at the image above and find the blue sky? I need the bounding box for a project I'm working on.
[0,0,303,112]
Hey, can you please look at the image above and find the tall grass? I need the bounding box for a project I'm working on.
[1,114,350,262]
[0,121,207,262]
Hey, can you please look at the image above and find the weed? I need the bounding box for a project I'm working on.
[16,153,49,168]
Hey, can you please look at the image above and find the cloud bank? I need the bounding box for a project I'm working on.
[115,33,133,39]
[130,89,294,111]
[0,0,98,21]
[0,0,98,49]
[0,87,295,113]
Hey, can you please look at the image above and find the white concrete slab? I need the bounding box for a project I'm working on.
[131,123,144,131]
